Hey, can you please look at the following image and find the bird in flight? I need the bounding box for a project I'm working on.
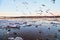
[13,0,15,2]
[42,4,46,7]
[52,0,55,4]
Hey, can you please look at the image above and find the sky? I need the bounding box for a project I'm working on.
[0,0,60,16]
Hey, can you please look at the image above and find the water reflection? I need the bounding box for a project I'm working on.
[0,18,60,40]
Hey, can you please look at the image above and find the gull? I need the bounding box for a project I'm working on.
[22,1,28,5]
[13,0,15,2]
[42,4,46,7]
[52,0,55,4]
[49,12,54,15]
[46,9,50,13]
[38,10,43,15]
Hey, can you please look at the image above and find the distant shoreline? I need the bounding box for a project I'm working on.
[0,16,60,19]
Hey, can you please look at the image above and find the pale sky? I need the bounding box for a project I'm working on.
[0,0,60,16]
